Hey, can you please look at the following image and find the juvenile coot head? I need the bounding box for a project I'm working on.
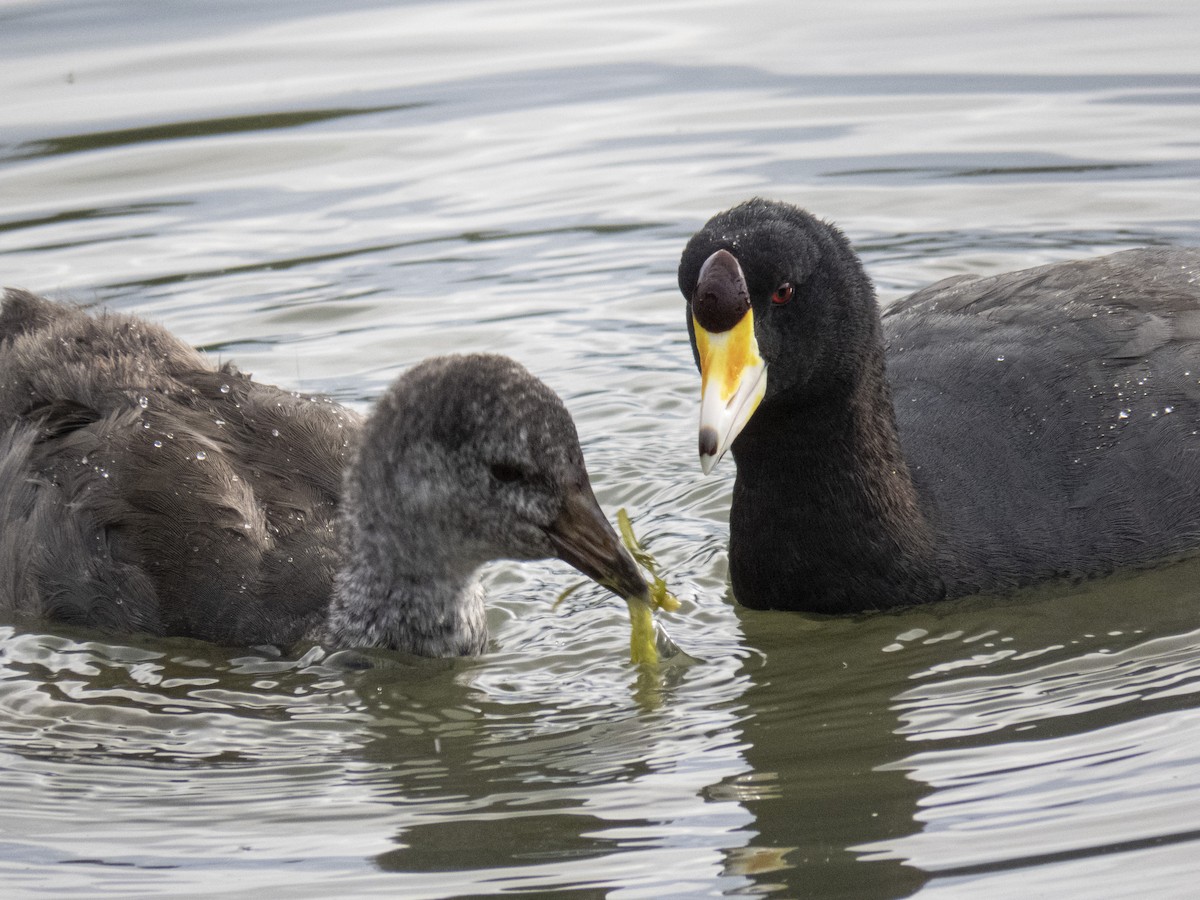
[343,354,645,598]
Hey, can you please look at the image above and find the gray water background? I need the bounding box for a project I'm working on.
[3,1,1200,896]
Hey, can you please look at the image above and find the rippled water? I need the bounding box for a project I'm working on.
[3,0,1200,896]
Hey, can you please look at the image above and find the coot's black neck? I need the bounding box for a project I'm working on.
[726,345,945,613]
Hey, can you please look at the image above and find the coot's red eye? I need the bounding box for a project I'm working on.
[772,283,794,304]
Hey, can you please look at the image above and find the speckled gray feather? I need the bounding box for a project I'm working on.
[679,199,1200,612]
[322,354,593,656]
[0,290,634,654]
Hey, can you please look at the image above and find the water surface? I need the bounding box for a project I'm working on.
[3,1,1200,896]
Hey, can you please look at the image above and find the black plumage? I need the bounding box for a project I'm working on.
[679,198,1200,612]
[0,289,645,653]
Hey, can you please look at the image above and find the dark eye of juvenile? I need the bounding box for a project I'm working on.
[771,282,794,305]
[489,462,525,484]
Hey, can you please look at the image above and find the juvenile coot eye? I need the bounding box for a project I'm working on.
[771,283,794,305]
[489,462,525,484]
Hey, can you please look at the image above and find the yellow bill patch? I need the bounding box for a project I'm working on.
[694,308,763,404]
[694,307,768,473]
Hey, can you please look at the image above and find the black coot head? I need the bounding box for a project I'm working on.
[678,199,877,471]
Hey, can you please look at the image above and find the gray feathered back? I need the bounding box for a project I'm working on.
[0,290,357,644]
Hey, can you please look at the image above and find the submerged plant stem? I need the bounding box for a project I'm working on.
[553,508,680,666]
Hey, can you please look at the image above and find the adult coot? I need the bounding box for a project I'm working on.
[0,289,646,654]
[679,198,1200,613]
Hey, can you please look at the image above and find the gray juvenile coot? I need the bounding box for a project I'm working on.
[0,289,646,655]
[679,198,1200,613]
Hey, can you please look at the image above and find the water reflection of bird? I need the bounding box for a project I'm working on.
[0,289,644,654]
[680,198,1200,612]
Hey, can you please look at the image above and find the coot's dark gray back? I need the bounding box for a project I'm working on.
[884,247,1200,596]
[0,290,361,644]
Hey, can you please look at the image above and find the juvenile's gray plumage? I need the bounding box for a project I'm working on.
[0,290,645,654]
[679,199,1200,612]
